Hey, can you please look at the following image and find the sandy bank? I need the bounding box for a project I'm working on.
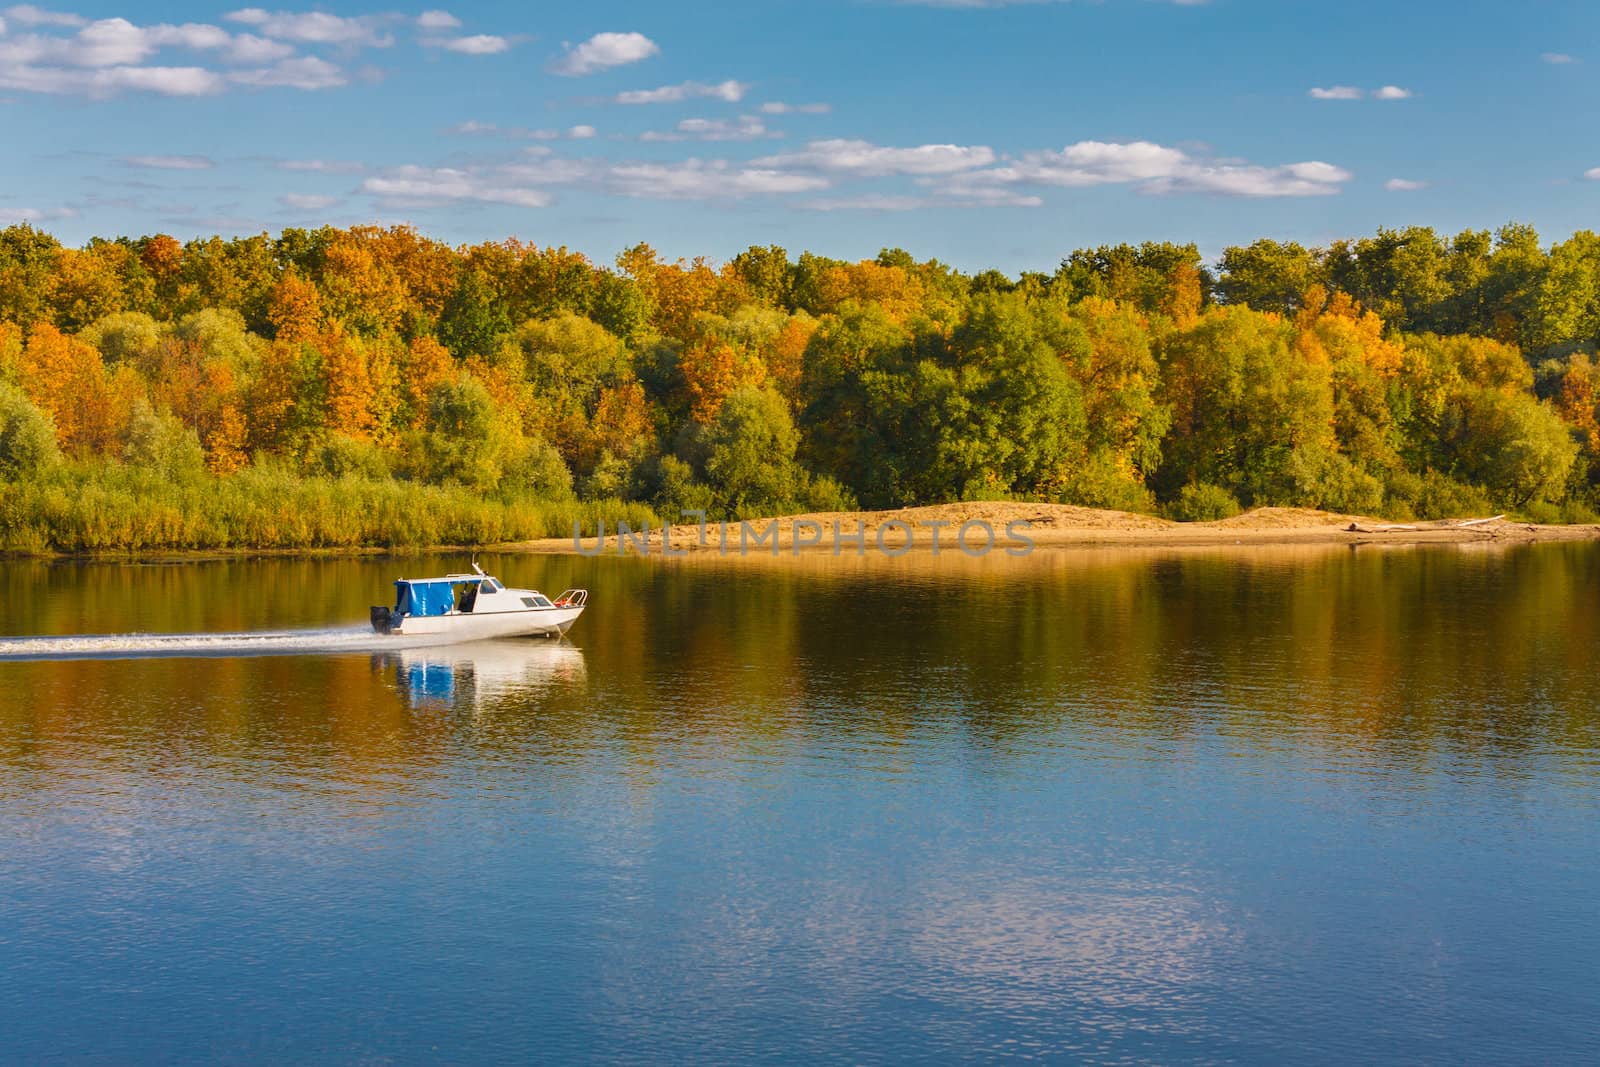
[497,503,1600,559]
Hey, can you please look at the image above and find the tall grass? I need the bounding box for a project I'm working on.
[0,463,659,554]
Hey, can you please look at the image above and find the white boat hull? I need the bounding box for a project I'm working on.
[388,605,584,640]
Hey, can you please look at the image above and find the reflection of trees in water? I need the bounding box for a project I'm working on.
[577,544,1600,770]
[1,545,1597,788]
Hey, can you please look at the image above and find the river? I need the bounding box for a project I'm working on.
[1,545,1597,1063]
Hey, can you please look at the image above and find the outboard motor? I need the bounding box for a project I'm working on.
[370,605,394,634]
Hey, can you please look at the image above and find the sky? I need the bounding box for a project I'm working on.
[2,0,1597,274]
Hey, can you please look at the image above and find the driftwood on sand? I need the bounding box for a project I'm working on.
[1346,515,1505,534]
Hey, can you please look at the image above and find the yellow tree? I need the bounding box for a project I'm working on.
[1553,354,1600,456]
[0,321,22,381]
[246,340,305,454]
[48,245,128,331]
[767,314,817,401]
[356,225,457,322]
[814,261,924,323]
[143,334,250,472]
[315,327,378,441]
[318,232,408,336]
[400,335,455,428]
[268,270,323,343]
[680,339,767,422]
[19,323,140,454]
[1293,286,1404,376]
[139,234,184,319]
[651,256,731,340]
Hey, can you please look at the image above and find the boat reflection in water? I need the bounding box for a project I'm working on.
[377,639,587,710]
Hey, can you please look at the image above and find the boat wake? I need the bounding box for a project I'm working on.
[0,626,464,662]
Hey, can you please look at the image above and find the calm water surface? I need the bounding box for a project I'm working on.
[1,545,1598,1064]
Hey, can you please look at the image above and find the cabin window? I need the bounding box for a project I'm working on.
[482,578,502,593]
[532,595,553,608]
[521,596,537,608]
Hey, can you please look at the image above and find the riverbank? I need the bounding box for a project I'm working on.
[498,502,1600,558]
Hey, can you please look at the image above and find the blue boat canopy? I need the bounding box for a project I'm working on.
[394,577,481,617]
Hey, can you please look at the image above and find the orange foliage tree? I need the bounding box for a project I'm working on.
[19,323,140,454]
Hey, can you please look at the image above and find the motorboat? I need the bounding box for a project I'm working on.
[370,564,587,640]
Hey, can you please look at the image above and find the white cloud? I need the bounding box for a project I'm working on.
[223,32,293,63]
[0,18,164,66]
[1005,140,1189,184]
[416,10,460,30]
[1541,52,1575,64]
[125,153,213,169]
[102,65,224,94]
[0,12,367,97]
[279,192,339,210]
[430,33,508,55]
[941,140,1350,198]
[641,114,775,142]
[1134,159,1350,197]
[606,159,827,200]
[753,138,995,176]
[359,152,831,208]
[548,30,657,76]
[4,5,85,28]
[0,202,75,222]
[362,164,554,208]
[277,158,364,173]
[223,8,394,48]
[1585,167,1600,181]
[1385,177,1427,191]
[801,189,1041,211]
[1310,84,1411,102]
[448,120,593,140]
[0,62,225,95]
[615,78,747,104]
[760,101,830,115]
[230,55,343,89]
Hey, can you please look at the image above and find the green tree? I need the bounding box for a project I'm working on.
[700,386,805,517]
[0,224,62,328]
[1157,306,1336,506]
[1438,387,1577,506]
[123,400,206,481]
[729,245,794,308]
[0,382,60,479]
[1217,239,1321,315]
[438,269,512,359]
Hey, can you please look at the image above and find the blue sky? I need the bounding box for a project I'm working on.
[2,0,1596,273]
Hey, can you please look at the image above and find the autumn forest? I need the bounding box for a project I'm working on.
[1,221,1598,551]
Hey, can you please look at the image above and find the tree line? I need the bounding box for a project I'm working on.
[1,220,1597,550]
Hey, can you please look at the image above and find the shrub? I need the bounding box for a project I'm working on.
[801,473,857,514]
[1406,472,1496,520]
[1166,482,1242,522]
